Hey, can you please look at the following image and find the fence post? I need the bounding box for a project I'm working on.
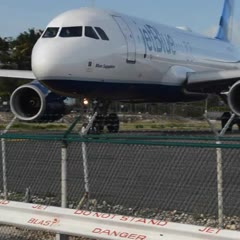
[77,112,98,209]
[216,141,223,228]
[77,138,90,209]
[56,141,68,240]
[216,114,235,228]
[56,114,84,240]
[82,141,89,201]
[1,117,17,200]
[204,111,223,227]
[205,111,236,228]
[61,141,68,209]
[1,138,7,200]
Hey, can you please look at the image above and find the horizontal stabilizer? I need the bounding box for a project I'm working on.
[0,70,35,80]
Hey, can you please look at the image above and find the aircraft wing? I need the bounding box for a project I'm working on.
[186,69,240,93]
[0,70,35,80]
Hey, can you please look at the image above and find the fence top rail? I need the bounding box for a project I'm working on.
[1,133,240,149]
[3,132,240,141]
[89,134,240,142]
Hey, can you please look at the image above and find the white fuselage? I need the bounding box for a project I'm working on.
[31,8,240,103]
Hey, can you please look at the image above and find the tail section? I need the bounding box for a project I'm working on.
[216,0,235,42]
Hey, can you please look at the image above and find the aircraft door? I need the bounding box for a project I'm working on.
[113,16,136,63]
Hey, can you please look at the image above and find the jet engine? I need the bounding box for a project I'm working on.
[10,81,75,122]
[227,80,240,116]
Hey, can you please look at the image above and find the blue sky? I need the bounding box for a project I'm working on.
[1,0,240,44]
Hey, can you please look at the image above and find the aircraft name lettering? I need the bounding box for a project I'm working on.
[139,24,176,55]
[96,64,116,69]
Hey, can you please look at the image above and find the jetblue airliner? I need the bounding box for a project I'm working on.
[0,0,240,132]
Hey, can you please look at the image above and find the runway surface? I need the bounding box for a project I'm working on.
[0,130,239,217]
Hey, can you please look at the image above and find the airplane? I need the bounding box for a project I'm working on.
[0,0,240,133]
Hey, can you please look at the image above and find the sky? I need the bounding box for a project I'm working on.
[0,0,240,45]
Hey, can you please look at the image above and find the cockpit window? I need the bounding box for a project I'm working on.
[42,28,59,38]
[94,27,109,41]
[60,27,83,37]
[85,26,99,40]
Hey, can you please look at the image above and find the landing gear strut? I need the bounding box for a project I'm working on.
[87,101,120,134]
[220,112,240,132]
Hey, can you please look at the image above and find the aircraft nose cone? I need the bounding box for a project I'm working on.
[32,40,62,79]
[32,39,86,81]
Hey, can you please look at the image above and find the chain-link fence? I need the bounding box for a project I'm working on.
[0,132,240,239]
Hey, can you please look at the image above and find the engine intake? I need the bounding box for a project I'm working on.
[228,80,240,116]
[10,81,74,122]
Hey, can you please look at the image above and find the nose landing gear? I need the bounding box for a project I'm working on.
[87,101,120,134]
[89,113,119,134]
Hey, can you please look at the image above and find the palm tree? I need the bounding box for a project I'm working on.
[11,28,43,70]
[0,37,11,68]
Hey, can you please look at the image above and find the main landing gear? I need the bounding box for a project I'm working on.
[87,101,120,134]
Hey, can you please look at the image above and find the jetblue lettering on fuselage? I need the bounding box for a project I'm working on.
[139,24,176,55]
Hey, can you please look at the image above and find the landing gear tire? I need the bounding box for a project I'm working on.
[106,113,120,133]
[220,112,240,132]
[89,115,105,134]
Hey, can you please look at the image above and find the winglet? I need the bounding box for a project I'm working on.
[216,0,235,42]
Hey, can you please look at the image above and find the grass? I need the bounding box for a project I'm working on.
[0,118,220,132]
[0,123,68,131]
[120,119,215,131]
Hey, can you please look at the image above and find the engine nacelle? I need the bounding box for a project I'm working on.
[10,81,75,122]
[227,80,240,116]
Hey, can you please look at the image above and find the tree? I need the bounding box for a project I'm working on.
[0,78,29,101]
[0,29,43,100]
[10,28,43,70]
[0,37,11,68]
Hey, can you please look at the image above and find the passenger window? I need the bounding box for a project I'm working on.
[85,26,99,39]
[60,27,82,37]
[42,28,59,38]
[95,27,109,41]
